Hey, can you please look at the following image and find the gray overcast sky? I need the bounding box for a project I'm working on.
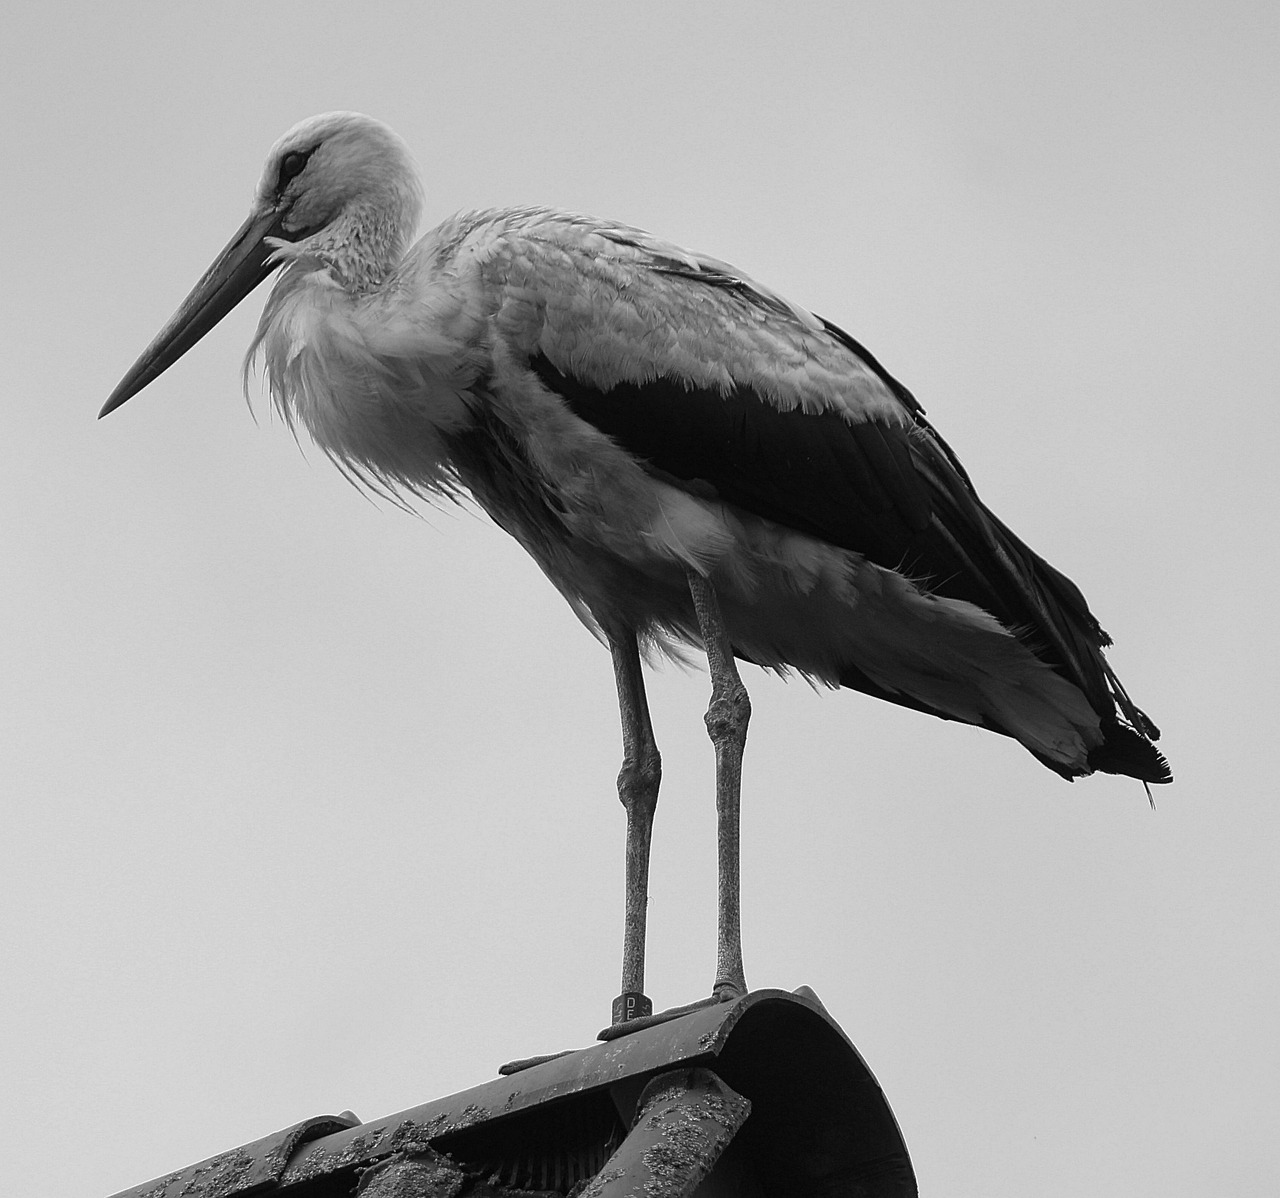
[2,2,1276,1195]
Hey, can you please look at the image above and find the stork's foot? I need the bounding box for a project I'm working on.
[713,978,747,1003]
[597,988,741,1042]
[497,1050,575,1076]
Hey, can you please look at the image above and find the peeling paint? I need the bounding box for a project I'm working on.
[131,1172,183,1198]
[575,1068,750,1198]
[385,1114,452,1154]
[354,1150,465,1198]
[575,1165,626,1198]
[636,1078,748,1196]
[277,1108,497,1188]
[182,1148,256,1197]
[129,1148,255,1198]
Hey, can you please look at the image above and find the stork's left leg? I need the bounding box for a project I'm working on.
[686,569,750,1000]
[609,629,662,1026]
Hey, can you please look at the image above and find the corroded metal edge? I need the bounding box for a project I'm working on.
[106,1113,360,1198]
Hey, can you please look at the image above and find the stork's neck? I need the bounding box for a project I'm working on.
[301,199,415,293]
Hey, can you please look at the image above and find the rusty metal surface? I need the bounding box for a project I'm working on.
[579,1068,750,1198]
[105,988,916,1198]
[280,988,914,1196]
[350,1150,465,1198]
[106,1113,360,1198]
[279,988,773,1190]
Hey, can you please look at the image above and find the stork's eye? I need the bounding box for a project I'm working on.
[277,148,314,189]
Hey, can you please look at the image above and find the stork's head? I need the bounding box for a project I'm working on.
[101,112,423,417]
[254,112,423,250]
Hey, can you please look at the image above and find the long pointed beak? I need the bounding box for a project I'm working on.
[100,206,287,418]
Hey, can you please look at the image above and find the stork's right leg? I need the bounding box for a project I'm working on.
[610,630,662,1026]
[685,569,750,1002]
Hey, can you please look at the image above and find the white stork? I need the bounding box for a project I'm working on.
[102,112,1170,1027]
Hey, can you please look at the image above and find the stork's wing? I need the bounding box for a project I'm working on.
[476,213,1165,776]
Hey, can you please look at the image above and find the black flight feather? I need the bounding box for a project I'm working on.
[529,340,1170,785]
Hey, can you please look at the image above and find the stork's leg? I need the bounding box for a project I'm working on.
[686,569,750,1000]
[610,629,662,1025]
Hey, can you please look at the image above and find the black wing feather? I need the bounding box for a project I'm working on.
[532,352,1032,638]
[529,320,1169,784]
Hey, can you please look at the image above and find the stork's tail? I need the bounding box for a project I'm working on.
[1086,719,1172,784]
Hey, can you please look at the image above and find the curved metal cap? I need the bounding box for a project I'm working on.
[107,988,915,1198]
